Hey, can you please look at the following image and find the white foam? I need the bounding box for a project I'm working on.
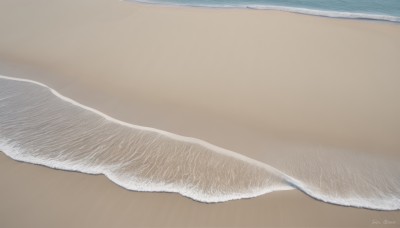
[247,5,400,22]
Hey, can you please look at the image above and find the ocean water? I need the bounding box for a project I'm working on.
[1,75,399,210]
[132,0,400,22]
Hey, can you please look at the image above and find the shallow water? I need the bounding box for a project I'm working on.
[131,0,400,22]
[0,75,399,210]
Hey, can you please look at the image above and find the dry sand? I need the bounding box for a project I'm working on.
[0,0,400,227]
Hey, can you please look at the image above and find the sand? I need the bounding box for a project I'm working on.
[0,153,399,228]
[0,0,400,227]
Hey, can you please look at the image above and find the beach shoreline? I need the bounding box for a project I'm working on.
[1,0,400,227]
[1,152,399,228]
[130,0,400,24]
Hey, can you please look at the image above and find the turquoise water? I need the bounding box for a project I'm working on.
[134,0,400,22]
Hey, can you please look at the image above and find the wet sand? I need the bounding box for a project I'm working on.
[0,0,400,227]
[1,153,399,228]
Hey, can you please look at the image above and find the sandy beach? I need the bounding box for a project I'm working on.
[0,152,399,228]
[1,0,400,227]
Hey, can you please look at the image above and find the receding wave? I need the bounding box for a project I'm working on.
[0,75,399,210]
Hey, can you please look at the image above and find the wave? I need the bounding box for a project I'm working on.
[132,0,400,23]
[0,75,399,210]
[247,5,400,22]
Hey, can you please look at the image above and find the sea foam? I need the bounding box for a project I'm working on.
[0,75,399,210]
